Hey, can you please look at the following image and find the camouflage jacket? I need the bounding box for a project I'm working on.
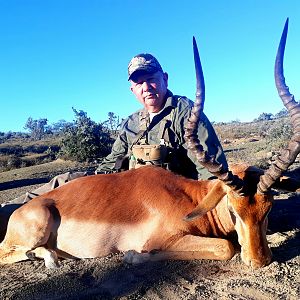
[96,90,227,179]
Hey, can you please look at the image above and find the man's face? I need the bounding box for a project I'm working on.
[130,71,168,113]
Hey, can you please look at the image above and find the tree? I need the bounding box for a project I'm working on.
[49,119,74,135]
[274,108,288,119]
[103,112,121,131]
[24,117,48,140]
[229,119,241,124]
[60,108,114,162]
[254,112,273,122]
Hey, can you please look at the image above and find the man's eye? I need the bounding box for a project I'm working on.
[150,78,158,84]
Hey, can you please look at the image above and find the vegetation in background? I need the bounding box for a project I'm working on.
[103,112,121,138]
[0,109,119,171]
[214,115,292,169]
[0,108,293,172]
[59,108,114,162]
[24,117,48,140]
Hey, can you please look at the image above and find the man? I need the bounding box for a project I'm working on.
[96,53,227,180]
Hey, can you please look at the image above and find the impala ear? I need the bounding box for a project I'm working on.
[272,176,300,192]
[184,181,227,221]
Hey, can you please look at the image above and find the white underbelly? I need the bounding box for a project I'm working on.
[55,216,161,258]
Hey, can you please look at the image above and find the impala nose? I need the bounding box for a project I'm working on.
[242,248,272,269]
[249,255,272,269]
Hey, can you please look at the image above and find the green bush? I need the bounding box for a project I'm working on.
[60,108,114,162]
[265,118,292,141]
[24,117,48,140]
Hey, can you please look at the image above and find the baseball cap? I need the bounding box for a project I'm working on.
[127,53,163,81]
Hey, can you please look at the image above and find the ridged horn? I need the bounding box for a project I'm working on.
[257,18,300,194]
[184,37,245,193]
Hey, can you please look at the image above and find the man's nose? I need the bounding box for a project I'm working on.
[142,81,151,91]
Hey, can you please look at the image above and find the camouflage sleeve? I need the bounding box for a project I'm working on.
[174,99,228,179]
[95,121,129,173]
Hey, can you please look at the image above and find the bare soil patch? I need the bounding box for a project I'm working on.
[0,160,299,299]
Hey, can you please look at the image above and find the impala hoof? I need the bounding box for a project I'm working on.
[123,250,149,265]
[44,250,59,269]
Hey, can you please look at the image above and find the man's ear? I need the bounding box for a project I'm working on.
[163,72,168,86]
[130,81,135,94]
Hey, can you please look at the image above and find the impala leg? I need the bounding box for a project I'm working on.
[0,204,23,242]
[0,244,31,264]
[124,235,235,264]
[0,199,56,267]
[0,245,59,269]
[27,247,59,268]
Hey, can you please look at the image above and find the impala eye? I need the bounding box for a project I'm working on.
[227,203,234,213]
[230,210,236,224]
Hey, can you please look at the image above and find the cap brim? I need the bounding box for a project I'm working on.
[128,67,160,81]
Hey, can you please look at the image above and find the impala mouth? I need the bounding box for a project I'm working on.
[249,256,272,269]
[241,247,272,269]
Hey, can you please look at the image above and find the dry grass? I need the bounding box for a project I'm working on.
[214,118,293,169]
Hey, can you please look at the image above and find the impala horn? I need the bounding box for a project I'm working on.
[184,37,245,193]
[257,18,300,194]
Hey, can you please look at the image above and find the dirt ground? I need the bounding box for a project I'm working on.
[0,160,299,300]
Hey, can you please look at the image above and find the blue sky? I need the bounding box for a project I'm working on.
[0,0,299,132]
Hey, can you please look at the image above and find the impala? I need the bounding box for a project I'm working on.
[0,19,299,269]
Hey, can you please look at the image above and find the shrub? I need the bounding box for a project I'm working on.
[24,117,48,140]
[60,108,114,162]
[0,145,23,156]
[254,112,274,122]
[265,118,292,141]
[6,156,22,170]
